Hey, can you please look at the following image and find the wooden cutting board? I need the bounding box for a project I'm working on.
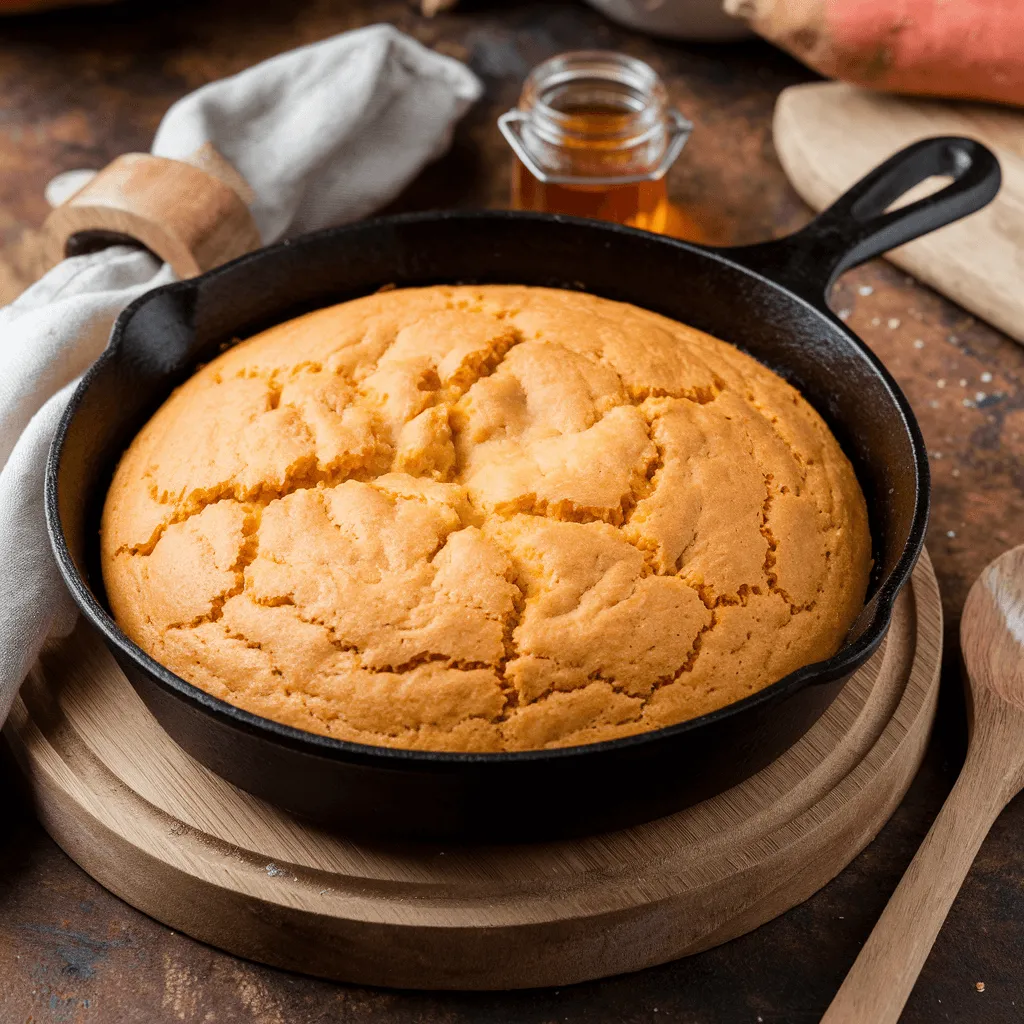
[773,82,1024,344]
[4,552,941,990]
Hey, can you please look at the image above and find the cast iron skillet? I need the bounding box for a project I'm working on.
[47,137,999,842]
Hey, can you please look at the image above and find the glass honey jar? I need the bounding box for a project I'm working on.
[499,51,693,235]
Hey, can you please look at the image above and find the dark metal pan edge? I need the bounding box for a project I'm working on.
[43,221,928,771]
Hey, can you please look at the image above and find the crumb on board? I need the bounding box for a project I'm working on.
[977,982,986,993]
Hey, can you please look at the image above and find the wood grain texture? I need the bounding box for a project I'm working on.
[41,144,260,278]
[5,552,941,990]
[824,545,1024,1023]
[773,82,1024,344]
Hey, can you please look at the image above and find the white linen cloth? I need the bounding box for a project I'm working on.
[0,24,481,726]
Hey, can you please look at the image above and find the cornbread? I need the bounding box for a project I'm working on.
[101,285,871,752]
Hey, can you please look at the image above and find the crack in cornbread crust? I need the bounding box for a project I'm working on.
[100,285,871,752]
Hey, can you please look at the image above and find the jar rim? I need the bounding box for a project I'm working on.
[520,50,668,147]
[500,49,692,186]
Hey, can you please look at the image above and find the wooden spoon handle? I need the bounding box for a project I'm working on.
[821,740,1010,1024]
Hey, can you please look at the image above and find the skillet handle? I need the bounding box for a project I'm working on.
[722,136,1001,305]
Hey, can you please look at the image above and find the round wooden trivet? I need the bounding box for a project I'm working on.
[4,552,941,991]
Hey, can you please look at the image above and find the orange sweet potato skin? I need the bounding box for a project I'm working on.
[728,0,1024,107]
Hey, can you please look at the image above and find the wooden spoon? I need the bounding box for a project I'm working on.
[822,545,1024,1024]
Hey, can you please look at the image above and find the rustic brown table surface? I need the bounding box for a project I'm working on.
[2,2,1024,1022]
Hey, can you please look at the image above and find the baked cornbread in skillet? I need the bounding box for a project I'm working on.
[100,284,871,752]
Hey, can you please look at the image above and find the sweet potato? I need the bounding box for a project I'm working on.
[725,0,1024,108]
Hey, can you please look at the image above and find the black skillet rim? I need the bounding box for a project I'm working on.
[45,209,930,770]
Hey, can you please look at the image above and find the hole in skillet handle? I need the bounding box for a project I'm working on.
[722,136,1001,644]
[723,136,1001,304]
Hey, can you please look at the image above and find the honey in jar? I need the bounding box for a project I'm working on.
[500,51,694,236]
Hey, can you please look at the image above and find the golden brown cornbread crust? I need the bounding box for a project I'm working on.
[100,285,871,752]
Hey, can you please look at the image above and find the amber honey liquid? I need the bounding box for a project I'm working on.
[510,107,700,239]
[513,163,671,232]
